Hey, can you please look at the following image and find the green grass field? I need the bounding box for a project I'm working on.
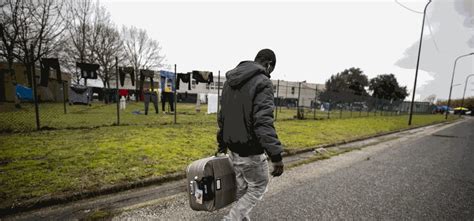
[1,102,411,132]
[0,113,455,209]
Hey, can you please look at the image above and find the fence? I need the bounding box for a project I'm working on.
[0,77,435,133]
[273,80,434,121]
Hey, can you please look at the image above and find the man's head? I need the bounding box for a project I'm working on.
[254,49,276,75]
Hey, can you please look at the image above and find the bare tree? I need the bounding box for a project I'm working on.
[121,25,165,90]
[62,0,96,84]
[0,0,22,78]
[14,0,66,87]
[89,5,123,89]
[0,0,24,104]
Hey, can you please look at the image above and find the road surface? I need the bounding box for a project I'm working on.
[115,118,474,220]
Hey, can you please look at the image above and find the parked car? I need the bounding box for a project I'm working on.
[453,107,469,115]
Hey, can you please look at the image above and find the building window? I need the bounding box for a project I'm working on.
[291,87,295,95]
[192,80,196,89]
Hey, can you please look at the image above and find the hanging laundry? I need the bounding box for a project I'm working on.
[103,88,117,104]
[176,72,191,90]
[92,87,105,101]
[161,92,175,112]
[40,58,61,87]
[119,89,128,97]
[119,67,135,87]
[40,68,49,87]
[77,62,99,79]
[120,96,127,110]
[144,90,159,115]
[207,93,218,114]
[140,69,155,90]
[69,85,92,105]
[15,84,33,101]
[159,70,176,92]
[192,70,213,84]
[141,69,154,78]
[163,78,173,93]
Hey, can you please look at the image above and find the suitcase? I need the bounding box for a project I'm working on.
[186,155,237,211]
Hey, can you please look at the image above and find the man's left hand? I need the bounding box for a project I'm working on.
[271,161,284,177]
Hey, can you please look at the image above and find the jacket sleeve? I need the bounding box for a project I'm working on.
[252,79,283,162]
[216,108,226,152]
[217,82,226,152]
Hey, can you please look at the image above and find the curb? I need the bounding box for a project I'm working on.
[0,172,186,217]
[0,118,461,216]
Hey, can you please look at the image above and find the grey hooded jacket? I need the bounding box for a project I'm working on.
[217,61,283,162]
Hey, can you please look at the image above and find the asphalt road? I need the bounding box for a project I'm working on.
[115,118,474,220]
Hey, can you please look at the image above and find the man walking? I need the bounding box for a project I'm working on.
[217,49,284,220]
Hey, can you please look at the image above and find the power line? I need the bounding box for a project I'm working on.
[394,0,423,14]
[394,0,440,52]
[426,18,440,52]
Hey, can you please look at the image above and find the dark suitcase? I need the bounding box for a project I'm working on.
[186,155,237,211]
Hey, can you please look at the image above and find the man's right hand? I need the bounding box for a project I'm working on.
[271,161,284,177]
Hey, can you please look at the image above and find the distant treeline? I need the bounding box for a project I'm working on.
[436,97,474,108]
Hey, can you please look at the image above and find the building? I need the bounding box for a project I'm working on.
[0,62,71,103]
[110,70,325,106]
[175,74,324,106]
[399,101,433,113]
[271,80,325,108]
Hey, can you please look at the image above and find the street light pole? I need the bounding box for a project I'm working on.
[460,74,474,115]
[408,0,432,126]
[445,52,474,120]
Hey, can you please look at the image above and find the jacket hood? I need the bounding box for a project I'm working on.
[226,61,268,89]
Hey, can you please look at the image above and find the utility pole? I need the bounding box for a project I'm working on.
[445,53,474,119]
[408,0,432,125]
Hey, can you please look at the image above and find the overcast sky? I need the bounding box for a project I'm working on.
[102,0,473,101]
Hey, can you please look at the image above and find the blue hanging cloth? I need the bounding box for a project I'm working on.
[160,70,176,92]
[15,84,33,101]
